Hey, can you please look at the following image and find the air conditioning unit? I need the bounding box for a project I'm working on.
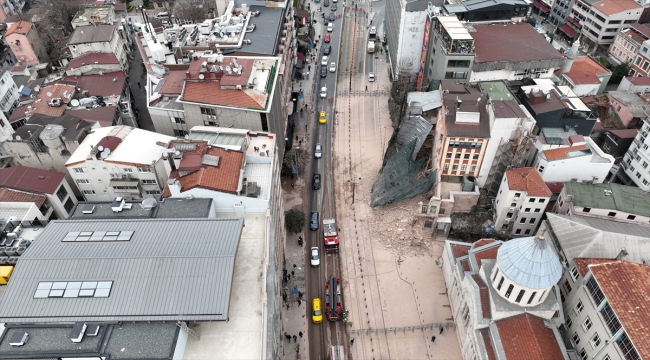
[508,207,516,211]
[504,219,510,224]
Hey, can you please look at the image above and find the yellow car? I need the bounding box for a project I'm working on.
[312,298,323,324]
[319,111,327,124]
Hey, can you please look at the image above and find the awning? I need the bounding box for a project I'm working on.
[567,17,582,28]
[533,0,550,13]
[110,179,139,186]
[294,8,310,19]
[558,24,578,38]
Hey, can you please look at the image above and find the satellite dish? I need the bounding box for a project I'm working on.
[97,145,104,151]
[15,135,21,140]
[100,150,109,159]
[70,99,80,107]
[184,135,189,139]
[198,73,205,79]
[105,148,111,155]
[46,92,53,97]
[175,151,180,156]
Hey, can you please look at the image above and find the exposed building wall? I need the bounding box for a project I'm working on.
[553,186,650,224]
[470,68,555,83]
[534,139,614,184]
[608,30,642,65]
[494,175,550,236]
[7,33,39,66]
[621,119,650,191]
[385,0,405,78]
[607,95,637,128]
[439,137,488,177]
[26,27,50,65]
[396,11,427,76]
[0,71,19,116]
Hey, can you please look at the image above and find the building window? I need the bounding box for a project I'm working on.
[200,107,216,116]
[74,167,84,173]
[141,179,157,184]
[56,186,68,202]
[174,129,188,137]
[505,284,514,298]
[529,198,535,202]
[572,332,581,345]
[63,198,75,213]
[447,59,471,67]
[583,207,591,213]
[463,154,470,159]
[527,291,537,305]
[446,153,452,158]
[514,193,521,197]
[582,317,593,332]
[524,229,531,235]
[579,349,587,360]
[560,288,566,302]
[124,168,133,173]
[455,153,461,159]
[145,190,161,195]
[33,281,113,298]
[534,208,541,213]
[497,276,504,290]
[575,300,584,315]
[138,167,152,173]
[82,190,96,195]
[607,212,616,217]
[538,165,545,172]
[76,179,90,184]
[445,71,468,79]
[627,215,636,220]
[473,154,479,160]
[204,120,219,127]
[570,267,580,281]
[566,315,573,328]
[635,56,642,65]
[564,279,572,294]
[520,217,526,224]
[515,229,521,234]
[538,199,545,203]
[600,303,622,335]
[461,165,467,171]
[470,165,476,171]
[615,332,639,360]
[506,212,513,218]
[515,289,526,303]
[525,208,531,212]
[444,163,449,170]
[452,165,458,170]
[171,117,185,124]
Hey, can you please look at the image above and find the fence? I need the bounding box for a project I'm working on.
[349,322,456,336]
[337,90,389,96]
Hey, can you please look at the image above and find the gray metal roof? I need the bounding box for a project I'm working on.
[407,91,443,112]
[0,218,243,323]
[237,6,283,56]
[496,235,563,289]
[564,183,650,218]
[70,198,213,219]
[68,24,116,45]
[189,130,247,148]
[545,213,650,264]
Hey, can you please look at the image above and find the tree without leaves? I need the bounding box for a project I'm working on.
[282,148,310,174]
[285,209,306,234]
[29,0,84,35]
[172,0,213,23]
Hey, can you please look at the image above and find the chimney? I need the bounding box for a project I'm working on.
[456,97,462,110]
[186,71,191,79]
[615,248,628,260]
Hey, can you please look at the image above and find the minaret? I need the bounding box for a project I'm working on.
[561,37,581,74]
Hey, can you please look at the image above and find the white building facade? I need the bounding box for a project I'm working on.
[533,137,615,184]
[620,117,650,191]
[0,71,19,117]
[68,25,130,72]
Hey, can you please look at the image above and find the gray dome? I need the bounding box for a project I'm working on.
[496,235,562,289]
[39,125,64,141]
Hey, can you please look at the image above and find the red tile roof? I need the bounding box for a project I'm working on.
[542,144,588,161]
[5,21,32,36]
[167,143,244,195]
[159,71,187,95]
[565,71,601,85]
[473,245,501,269]
[627,76,650,85]
[0,166,66,194]
[63,72,125,98]
[545,182,565,193]
[65,107,117,127]
[480,329,497,360]
[630,23,650,40]
[181,81,266,109]
[506,168,552,197]
[66,53,119,69]
[0,188,46,207]
[451,244,471,259]
[570,57,611,76]
[496,314,565,360]
[460,259,471,272]
[472,239,496,249]
[471,274,491,319]
[472,23,563,64]
[31,84,77,117]
[589,260,650,358]
[592,0,641,16]
[608,129,641,138]
[573,257,615,277]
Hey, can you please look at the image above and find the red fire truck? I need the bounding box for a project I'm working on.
[323,219,339,253]
[325,276,342,321]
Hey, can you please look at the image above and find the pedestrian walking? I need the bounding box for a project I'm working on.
[291,183,294,188]
[350,338,354,345]
[298,291,303,298]
[287,273,291,280]
[299,331,303,338]
[291,270,295,276]
[285,332,291,340]
[293,335,297,343]
[298,299,302,306]
[293,264,297,269]
[286,304,290,310]
[431,336,436,343]
[439,326,444,334]
[137,82,141,87]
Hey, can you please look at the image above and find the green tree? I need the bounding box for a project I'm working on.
[285,209,306,234]
[609,62,631,84]
[527,17,537,27]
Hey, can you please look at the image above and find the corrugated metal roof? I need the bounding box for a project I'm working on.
[0,218,244,323]
[545,213,650,264]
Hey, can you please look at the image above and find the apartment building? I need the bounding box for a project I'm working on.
[0,70,19,117]
[553,182,650,224]
[616,117,650,191]
[608,22,650,65]
[71,6,116,29]
[5,21,50,66]
[493,168,552,236]
[65,126,176,201]
[469,23,564,83]
[64,53,122,77]
[617,75,650,92]
[0,0,26,22]
[0,166,77,219]
[607,90,648,128]
[437,80,489,179]
[422,14,475,84]
[601,129,638,158]
[561,259,650,360]
[442,236,567,360]
[630,39,650,76]
[67,24,130,73]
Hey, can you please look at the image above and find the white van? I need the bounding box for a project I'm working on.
[368,72,375,82]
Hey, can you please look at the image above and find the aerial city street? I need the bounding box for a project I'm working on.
[0,0,646,359]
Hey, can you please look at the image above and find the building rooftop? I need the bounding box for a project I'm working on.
[0,320,179,359]
[544,213,650,264]
[506,167,552,197]
[407,90,443,112]
[237,5,284,56]
[625,75,650,86]
[29,83,77,118]
[63,71,125,99]
[478,81,516,101]
[568,56,611,76]
[65,107,117,127]
[583,260,650,359]
[470,23,563,64]
[564,71,601,85]
[0,218,244,322]
[520,82,591,115]
[606,128,639,138]
[0,188,46,208]
[538,127,580,145]
[12,113,96,143]
[592,0,641,16]
[68,24,116,45]
[542,144,589,161]
[70,197,213,219]
[492,100,527,118]
[496,234,563,289]
[608,91,649,117]
[5,21,32,36]
[441,84,490,138]
[72,6,115,27]
[563,182,650,217]
[66,126,175,167]
[158,71,186,95]
[0,166,65,195]
[66,53,120,71]
[438,16,474,40]
[494,313,566,359]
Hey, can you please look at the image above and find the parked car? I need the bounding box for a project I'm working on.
[324,33,331,43]
[324,0,329,6]
[324,45,332,55]
[310,211,319,230]
[311,247,320,266]
[320,66,327,78]
[329,62,336,72]
[327,22,333,32]
[321,56,328,66]
[329,12,336,21]
[156,12,169,18]
[315,143,322,158]
[320,86,327,98]
[331,4,337,11]
[312,173,321,190]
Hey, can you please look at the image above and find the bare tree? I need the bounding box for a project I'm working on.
[172,0,214,23]
[29,0,85,35]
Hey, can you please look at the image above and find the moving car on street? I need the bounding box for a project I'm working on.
[324,45,331,55]
[329,12,335,21]
[324,33,331,43]
[321,56,328,66]
[368,72,375,82]
[311,247,320,266]
[320,66,327,78]
[312,173,321,190]
[312,298,323,323]
[327,22,333,32]
[310,211,320,230]
[329,62,336,72]
[315,143,322,158]
[320,86,327,98]
[319,111,327,124]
